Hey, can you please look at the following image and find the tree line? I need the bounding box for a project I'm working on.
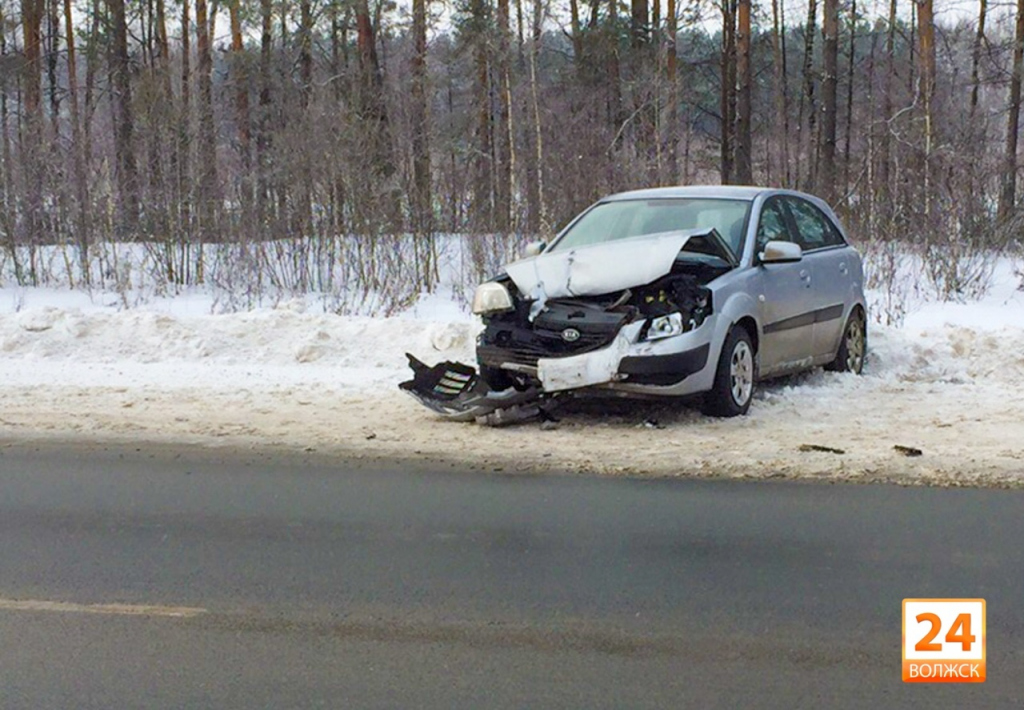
[1,0,1022,292]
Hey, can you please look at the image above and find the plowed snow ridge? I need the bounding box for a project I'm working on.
[1,274,1023,485]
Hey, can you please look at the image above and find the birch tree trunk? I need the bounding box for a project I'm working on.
[798,0,818,189]
[496,0,512,232]
[179,0,194,249]
[631,0,649,47]
[969,0,986,117]
[527,0,546,230]
[820,0,838,201]
[64,0,91,280]
[879,0,896,204]
[607,0,623,134]
[195,0,218,256]
[916,0,935,217]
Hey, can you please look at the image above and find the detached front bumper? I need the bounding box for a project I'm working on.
[399,354,551,425]
[400,320,716,425]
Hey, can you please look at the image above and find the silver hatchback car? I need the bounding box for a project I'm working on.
[402,186,867,422]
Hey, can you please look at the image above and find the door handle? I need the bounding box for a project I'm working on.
[839,262,849,275]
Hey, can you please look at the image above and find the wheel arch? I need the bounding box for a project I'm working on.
[849,302,867,325]
[733,315,760,354]
[716,289,761,353]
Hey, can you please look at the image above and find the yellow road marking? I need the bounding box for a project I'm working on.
[0,598,207,618]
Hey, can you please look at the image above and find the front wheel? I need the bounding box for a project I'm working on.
[701,327,756,417]
[825,312,866,374]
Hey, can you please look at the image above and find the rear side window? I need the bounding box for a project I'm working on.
[784,198,846,251]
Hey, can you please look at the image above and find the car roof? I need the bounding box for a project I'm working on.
[602,185,775,202]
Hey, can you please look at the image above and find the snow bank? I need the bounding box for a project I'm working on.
[1,268,1022,486]
[0,295,477,391]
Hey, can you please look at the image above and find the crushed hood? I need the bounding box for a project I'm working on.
[504,229,725,303]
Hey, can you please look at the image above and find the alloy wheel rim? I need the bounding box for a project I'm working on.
[730,341,753,406]
[846,320,865,373]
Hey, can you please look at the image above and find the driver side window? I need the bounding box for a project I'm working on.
[755,199,792,253]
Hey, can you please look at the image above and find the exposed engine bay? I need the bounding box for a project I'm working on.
[477,268,716,389]
[400,234,728,426]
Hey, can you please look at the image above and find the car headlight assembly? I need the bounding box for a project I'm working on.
[644,312,685,340]
[471,282,514,315]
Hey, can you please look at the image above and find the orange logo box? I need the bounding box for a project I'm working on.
[902,599,986,683]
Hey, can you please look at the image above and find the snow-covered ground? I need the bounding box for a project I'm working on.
[1,262,1023,485]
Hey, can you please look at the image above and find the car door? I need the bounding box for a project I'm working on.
[782,197,852,360]
[755,197,817,376]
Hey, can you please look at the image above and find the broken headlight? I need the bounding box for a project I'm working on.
[644,313,685,340]
[472,282,514,315]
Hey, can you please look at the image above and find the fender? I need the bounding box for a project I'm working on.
[715,289,762,367]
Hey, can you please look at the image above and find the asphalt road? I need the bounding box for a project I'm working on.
[1,441,1022,709]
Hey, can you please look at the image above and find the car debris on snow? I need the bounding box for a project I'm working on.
[799,444,846,455]
[399,353,555,426]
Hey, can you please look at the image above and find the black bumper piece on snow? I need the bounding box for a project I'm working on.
[399,354,548,425]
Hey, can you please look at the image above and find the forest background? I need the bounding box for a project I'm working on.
[2,0,1023,315]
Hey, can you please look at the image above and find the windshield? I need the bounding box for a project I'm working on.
[549,198,751,259]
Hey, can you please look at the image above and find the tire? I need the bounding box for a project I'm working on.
[701,326,756,417]
[825,311,866,374]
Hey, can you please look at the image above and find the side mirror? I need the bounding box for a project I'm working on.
[523,240,547,258]
[759,240,803,264]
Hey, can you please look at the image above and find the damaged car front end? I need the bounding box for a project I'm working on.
[475,230,726,396]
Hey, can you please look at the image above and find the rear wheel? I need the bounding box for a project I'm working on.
[825,311,866,374]
[701,327,756,417]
